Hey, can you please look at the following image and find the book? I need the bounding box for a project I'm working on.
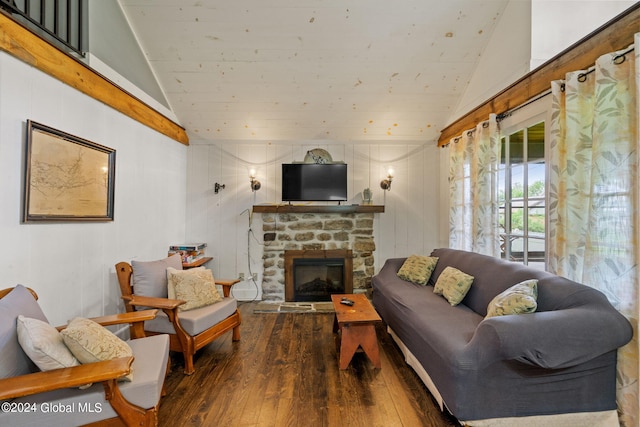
[169,243,207,251]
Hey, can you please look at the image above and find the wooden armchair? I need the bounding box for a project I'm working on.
[0,285,170,427]
[115,256,241,375]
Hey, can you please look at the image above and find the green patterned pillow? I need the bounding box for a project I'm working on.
[397,255,439,286]
[485,279,538,319]
[433,266,474,306]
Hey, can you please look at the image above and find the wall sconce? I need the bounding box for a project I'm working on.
[249,168,261,192]
[214,182,225,194]
[380,168,394,191]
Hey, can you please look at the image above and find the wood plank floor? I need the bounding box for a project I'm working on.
[158,302,459,427]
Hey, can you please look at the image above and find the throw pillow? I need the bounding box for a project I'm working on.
[167,267,223,311]
[397,255,439,286]
[485,279,538,319]
[166,266,204,300]
[60,317,133,381]
[433,266,474,306]
[16,315,80,371]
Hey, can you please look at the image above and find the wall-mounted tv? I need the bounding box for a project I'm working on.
[282,163,347,202]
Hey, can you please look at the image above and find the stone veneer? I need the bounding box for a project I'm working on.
[261,212,376,301]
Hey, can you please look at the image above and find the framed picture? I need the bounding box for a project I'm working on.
[23,120,116,222]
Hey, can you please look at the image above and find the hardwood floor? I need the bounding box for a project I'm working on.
[158,302,459,427]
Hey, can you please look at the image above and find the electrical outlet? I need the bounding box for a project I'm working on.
[239,272,245,281]
[252,273,258,281]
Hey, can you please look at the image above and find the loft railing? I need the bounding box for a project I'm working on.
[0,0,86,56]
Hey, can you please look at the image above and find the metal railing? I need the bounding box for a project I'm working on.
[0,0,86,56]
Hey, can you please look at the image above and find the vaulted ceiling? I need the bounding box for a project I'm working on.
[119,1,511,143]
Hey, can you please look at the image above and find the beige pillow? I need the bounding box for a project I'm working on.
[485,279,538,319]
[433,266,474,306]
[167,266,204,300]
[397,255,439,285]
[16,315,80,371]
[167,267,222,311]
[60,317,133,381]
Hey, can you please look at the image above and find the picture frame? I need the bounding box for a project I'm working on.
[23,120,116,222]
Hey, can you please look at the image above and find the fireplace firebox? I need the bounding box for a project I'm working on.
[284,250,353,302]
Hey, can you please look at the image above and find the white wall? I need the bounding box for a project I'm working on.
[0,52,188,325]
[450,0,637,123]
[185,140,442,299]
[450,0,532,122]
[530,1,637,69]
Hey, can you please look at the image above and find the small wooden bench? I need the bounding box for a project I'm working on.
[331,293,382,369]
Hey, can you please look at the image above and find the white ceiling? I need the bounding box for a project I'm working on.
[119,1,510,143]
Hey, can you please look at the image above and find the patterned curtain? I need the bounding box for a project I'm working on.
[548,34,638,427]
[448,114,501,256]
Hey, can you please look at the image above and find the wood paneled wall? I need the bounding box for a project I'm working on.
[185,141,443,300]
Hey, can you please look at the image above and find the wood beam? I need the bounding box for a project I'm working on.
[0,12,189,145]
[438,3,640,147]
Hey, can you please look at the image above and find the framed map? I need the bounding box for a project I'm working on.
[23,120,116,222]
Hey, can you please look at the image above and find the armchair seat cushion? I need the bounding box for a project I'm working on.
[0,334,170,427]
[144,298,237,336]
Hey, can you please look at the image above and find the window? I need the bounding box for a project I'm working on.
[499,121,546,268]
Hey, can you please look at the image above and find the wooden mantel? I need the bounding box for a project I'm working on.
[252,205,384,214]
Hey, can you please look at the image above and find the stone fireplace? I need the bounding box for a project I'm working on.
[257,207,380,301]
[284,249,353,301]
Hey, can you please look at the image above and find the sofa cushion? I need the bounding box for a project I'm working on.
[167,267,222,311]
[131,254,183,300]
[60,318,133,381]
[0,285,49,379]
[397,255,439,285]
[485,279,538,318]
[16,315,80,371]
[433,266,474,306]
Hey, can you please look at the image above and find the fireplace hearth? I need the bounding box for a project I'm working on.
[285,250,353,302]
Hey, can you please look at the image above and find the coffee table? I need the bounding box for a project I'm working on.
[331,293,382,369]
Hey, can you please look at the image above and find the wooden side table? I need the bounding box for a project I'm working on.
[182,257,212,269]
[331,293,382,369]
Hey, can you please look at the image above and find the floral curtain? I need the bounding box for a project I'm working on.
[448,114,501,256]
[548,34,638,427]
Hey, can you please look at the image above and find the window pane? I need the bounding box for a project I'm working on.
[500,120,546,266]
[509,130,525,163]
[528,205,545,234]
[509,236,525,261]
[511,164,524,200]
[526,237,546,270]
[511,207,524,234]
[528,162,545,197]
[527,122,545,162]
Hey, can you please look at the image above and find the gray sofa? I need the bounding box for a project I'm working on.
[371,248,633,426]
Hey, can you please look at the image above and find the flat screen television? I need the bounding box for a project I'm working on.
[282,163,347,202]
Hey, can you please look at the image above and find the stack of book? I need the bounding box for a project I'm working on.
[168,243,207,264]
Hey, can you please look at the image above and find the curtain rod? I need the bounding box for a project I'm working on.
[497,45,635,122]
